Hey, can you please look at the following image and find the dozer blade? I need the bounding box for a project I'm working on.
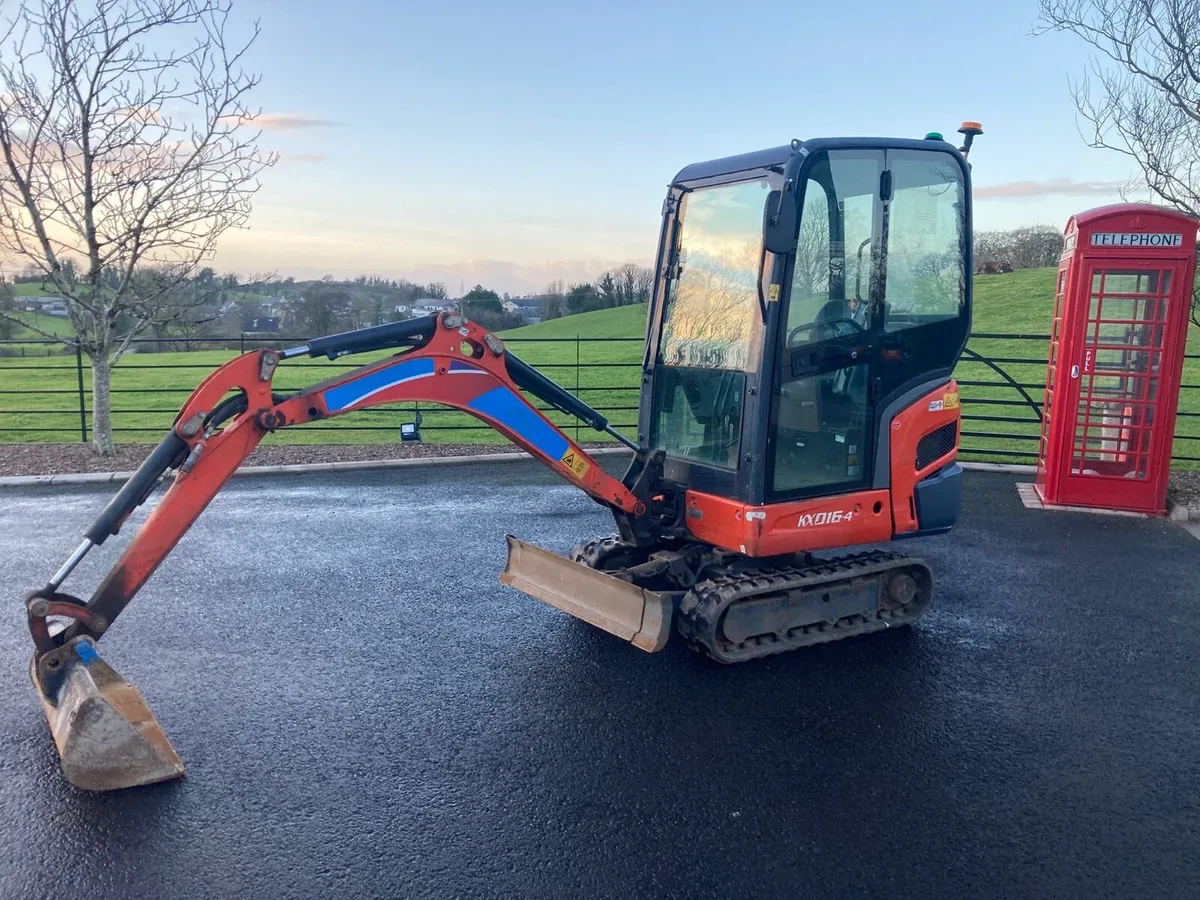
[31,637,184,791]
[500,535,672,652]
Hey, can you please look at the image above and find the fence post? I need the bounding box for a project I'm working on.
[75,343,88,444]
[240,331,245,354]
[575,335,581,443]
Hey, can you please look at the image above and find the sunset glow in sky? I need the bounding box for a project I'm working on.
[211,0,1137,294]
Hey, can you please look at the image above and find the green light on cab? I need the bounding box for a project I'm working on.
[924,131,944,141]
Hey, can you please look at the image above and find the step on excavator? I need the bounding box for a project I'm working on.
[23,125,982,790]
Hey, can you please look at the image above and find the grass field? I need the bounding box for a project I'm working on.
[10,284,53,298]
[1,267,1197,466]
[0,310,78,357]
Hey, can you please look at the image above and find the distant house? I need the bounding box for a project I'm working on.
[36,297,69,317]
[243,315,281,333]
[407,298,452,318]
[510,299,543,324]
[394,304,410,315]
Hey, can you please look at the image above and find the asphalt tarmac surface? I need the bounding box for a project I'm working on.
[1,461,1197,900]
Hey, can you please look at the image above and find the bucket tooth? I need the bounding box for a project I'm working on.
[32,637,184,791]
[500,535,672,652]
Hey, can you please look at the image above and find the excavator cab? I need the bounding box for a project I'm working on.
[642,136,972,527]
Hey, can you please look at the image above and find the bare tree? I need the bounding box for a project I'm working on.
[0,278,14,340]
[1036,0,1200,324]
[595,263,652,308]
[283,283,352,336]
[792,195,831,298]
[542,279,567,319]
[0,0,276,453]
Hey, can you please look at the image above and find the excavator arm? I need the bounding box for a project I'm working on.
[24,312,663,790]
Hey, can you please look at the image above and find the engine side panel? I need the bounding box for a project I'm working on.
[684,488,893,557]
[683,380,962,556]
[888,380,962,535]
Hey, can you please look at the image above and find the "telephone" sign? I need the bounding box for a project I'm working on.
[1090,232,1184,248]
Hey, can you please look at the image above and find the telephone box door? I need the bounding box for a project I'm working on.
[1054,260,1185,511]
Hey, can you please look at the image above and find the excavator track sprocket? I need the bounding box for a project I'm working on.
[675,550,932,664]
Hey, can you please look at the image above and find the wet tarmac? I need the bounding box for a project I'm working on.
[1,461,1197,899]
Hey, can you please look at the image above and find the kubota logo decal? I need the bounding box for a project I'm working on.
[797,509,856,527]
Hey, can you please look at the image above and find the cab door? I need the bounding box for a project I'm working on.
[766,145,970,502]
[768,149,884,499]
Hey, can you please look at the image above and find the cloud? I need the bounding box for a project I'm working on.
[253,113,340,131]
[282,152,328,163]
[975,178,1128,200]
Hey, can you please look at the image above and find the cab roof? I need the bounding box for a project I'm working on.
[671,136,963,186]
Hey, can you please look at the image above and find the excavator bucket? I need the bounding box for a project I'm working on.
[500,535,672,652]
[31,637,184,791]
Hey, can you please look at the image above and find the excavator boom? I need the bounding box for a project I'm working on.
[25,312,667,790]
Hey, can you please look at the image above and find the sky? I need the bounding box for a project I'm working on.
[207,0,1135,294]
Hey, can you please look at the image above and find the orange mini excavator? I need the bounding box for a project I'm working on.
[24,125,982,789]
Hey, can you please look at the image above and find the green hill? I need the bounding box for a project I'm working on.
[502,303,649,340]
[504,267,1061,342]
[10,283,52,298]
[8,309,76,337]
[1,266,1195,467]
[972,267,1056,333]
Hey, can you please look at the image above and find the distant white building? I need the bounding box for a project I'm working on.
[33,296,69,317]
[510,299,543,324]
[501,299,520,314]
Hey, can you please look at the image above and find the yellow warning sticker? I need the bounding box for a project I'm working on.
[560,449,591,479]
[943,391,960,409]
[768,284,781,301]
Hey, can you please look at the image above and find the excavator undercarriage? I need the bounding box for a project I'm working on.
[529,536,932,664]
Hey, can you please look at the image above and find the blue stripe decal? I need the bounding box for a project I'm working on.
[467,386,567,460]
[323,358,436,412]
[448,360,479,372]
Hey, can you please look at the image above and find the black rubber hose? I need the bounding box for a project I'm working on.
[505,352,609,431]
[306,317,436,360]
[84,432,189,545]
[83,391,292,547]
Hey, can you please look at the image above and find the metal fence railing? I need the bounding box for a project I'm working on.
[1,331,1197,465]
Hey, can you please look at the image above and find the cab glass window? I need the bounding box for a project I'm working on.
[883,151,965,332]
[651,178,767,469]
[657,179,767,371]
[785,151,883,347]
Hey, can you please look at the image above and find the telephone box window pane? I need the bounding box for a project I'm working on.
[1097,321,1131,342]
[1100,296,1135,321]
[1100,271,1169,295]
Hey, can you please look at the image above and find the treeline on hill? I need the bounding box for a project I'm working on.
[973,225,1064,274]
[0,262,656,352]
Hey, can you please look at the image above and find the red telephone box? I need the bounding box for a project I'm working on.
[1036,203,1197,514]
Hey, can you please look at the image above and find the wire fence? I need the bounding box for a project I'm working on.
[0,331,1197,465]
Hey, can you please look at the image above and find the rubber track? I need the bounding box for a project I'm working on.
[675,550,932,664]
